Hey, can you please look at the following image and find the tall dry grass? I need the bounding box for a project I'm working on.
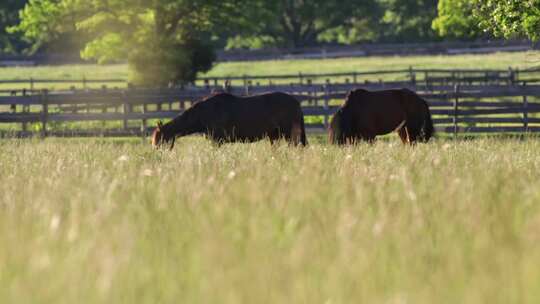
[1,137,540,303]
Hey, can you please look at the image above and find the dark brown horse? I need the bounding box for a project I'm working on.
[152,92,307,149]
[329,88,434,144]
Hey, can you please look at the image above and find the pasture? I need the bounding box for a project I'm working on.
[1,137,540,303]
[0,51,539,91]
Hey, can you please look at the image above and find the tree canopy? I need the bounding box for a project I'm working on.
[378,0,439,42]
[227,0,439,49]
[5,0,540,86]
[12,0,244,86]
[228,0,381,49]
[474,0,540,41]
[433,0,540,41]
[0,0,28,54]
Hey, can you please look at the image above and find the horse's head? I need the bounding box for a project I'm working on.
[152,121,176,150]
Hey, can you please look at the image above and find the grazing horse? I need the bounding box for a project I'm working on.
[152,92,307,149]
[329,88,434,144]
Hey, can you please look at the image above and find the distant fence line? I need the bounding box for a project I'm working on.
[216,40,537,62]
[2,66,540,95]
[1,80,540,138]
[1,40,535,66]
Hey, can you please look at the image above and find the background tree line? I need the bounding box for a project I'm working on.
[2,0,442,54]
[0,0,538,86]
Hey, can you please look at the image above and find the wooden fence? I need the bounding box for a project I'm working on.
[2,40,534,66]
[2,66,540,96]
[216,40,535,62]
[1,80,540,138]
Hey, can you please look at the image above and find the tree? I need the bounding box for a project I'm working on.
[432,0,481,39]
[377,0,439,42]
[12,0,243,86]
[0,0,28,54]
[474,0,540,41]
[228,0,380,49]
[433,0,540,41]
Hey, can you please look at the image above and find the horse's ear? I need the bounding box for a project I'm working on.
[157,121,163,130]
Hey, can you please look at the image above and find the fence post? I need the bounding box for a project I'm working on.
[41,89,48,138]
[21,89,28,133]
[224,79,231,93]
[453,84,460,138]
[122,91,129,131]
[523,82,528,133]
[245,80,251,95]
[409,66,415,86]
[353,72,357,84]
[306,79,313,106]
[508,67,515,85]
[141,102,148,139]
[323,80,330,129]
[242,75,247,88]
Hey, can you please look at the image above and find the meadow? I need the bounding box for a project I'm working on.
[1,51,539,91]
[1,137,540,303]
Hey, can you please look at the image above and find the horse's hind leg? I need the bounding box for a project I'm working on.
[288,123,302,146]
[398,127,409,144]
[398,127,419,145]
[406,126,421,145]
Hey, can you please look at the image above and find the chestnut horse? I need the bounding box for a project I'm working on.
[152,92,307,149]
[329,88,434,144]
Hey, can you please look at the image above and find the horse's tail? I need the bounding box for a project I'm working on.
[291,103,307,146]
[420,98,434,142]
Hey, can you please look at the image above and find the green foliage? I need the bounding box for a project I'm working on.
[474,0,540,41]
[432,0,481,39]
[0,0,28,54]
[434,0,540,41]
[225,35,278,50]
[227,0,440,49]
[378,0,439,42]
[12,0,238,86]
[318,18,382,45]
[228,0,380,49]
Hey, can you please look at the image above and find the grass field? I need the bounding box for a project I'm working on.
[1,137,540,303]
[1,51,540,91]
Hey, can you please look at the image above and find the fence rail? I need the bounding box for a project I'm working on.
[2,40,535,66]
[1,80,540,138]
[215,40,536,62]
[3,66,540,95]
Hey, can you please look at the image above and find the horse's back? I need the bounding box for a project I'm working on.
[207,92,302,141]
[344,89,410,136]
